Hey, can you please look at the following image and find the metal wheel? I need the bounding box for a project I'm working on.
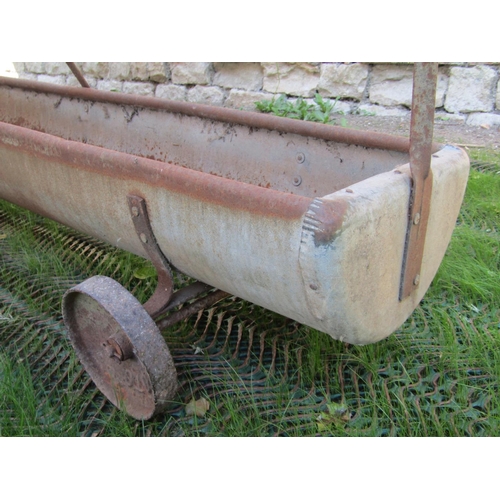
[62,275,178,420]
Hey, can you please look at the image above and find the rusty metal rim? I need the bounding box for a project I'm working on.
[0,120,312,220]
[0,76,442,153]
[62,275,178,420]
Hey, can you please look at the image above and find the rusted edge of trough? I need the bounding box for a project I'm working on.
[0,76,442,154]
[0,120,313,220]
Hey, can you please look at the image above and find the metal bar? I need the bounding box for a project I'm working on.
[155,289,230,331]
[66,62,90,88]
[156,281,213,316]
[127,195,174,317]
[399,62,439,300]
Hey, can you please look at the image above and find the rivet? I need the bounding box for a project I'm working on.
[309,283,318,291]
[293,176,302,186]
[413,274,420,286]
[296,152,305,164]
[131,206,139,217]
[140,233,148,244]
[413,213,421,225]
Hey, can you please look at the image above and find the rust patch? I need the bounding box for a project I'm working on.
[303,197,348,246]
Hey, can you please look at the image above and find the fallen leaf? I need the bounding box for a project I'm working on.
[0,233,7,240]
[190,344,204,355]
[185,397,210,418]
[326,402,351,421]
[317,402,351,431]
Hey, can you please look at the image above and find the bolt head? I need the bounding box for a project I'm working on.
[296,152,305,164]
[140,233,148,244]
[292,176,302,186]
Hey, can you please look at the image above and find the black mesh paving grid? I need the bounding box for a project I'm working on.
[0,167,499,436]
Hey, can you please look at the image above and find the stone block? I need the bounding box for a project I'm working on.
[370,65,448,108]
[369,64,414,107]
[45,62,71,75]
[262,63,320,97]
[22,73,39,81]
[82,62,110,79]
[187,85,225,106]
[123,81,156,96]
[444,65,497,113]
[155,84,187,101]
[96,79,123,92]
[128,62,147,81]
[146,62,168,83]
[357,103,410,117]
[466,112,500,128]
[67,75,97,88]
[12,62,25,74]
[130,62,167,83]
[108,62,131,80]
[37,74,66,85]
[434,112,466,123]
[171,63,212,85]
[318,63,369,100]
[213,63,263,91]
[225,90,272,110]
[435,72,449,108]
[328,99,352,115]
[24,62,46,74]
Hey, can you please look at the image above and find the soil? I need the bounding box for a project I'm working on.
[339,115,500,151]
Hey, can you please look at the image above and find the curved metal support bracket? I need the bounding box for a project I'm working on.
[127,194,175,318]
[399,62,439,300]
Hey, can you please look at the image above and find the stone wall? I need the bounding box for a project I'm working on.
[11,62,500,128]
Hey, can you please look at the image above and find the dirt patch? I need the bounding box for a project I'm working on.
[339,115,500,150]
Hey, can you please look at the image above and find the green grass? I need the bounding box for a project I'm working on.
[0,147,499,437]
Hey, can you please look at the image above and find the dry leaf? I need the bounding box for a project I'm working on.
[317,402,351,431]
[0,233,7,240]
[185,397,210,417]
[190,344,204,355]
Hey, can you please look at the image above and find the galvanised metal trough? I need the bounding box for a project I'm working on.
[0,64,470,419]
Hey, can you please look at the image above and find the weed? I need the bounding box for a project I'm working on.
[255,93,341,125]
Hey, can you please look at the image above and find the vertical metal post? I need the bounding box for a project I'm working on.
[400,62,439,300]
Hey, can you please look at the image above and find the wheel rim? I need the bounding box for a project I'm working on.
[62,275,178,420]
